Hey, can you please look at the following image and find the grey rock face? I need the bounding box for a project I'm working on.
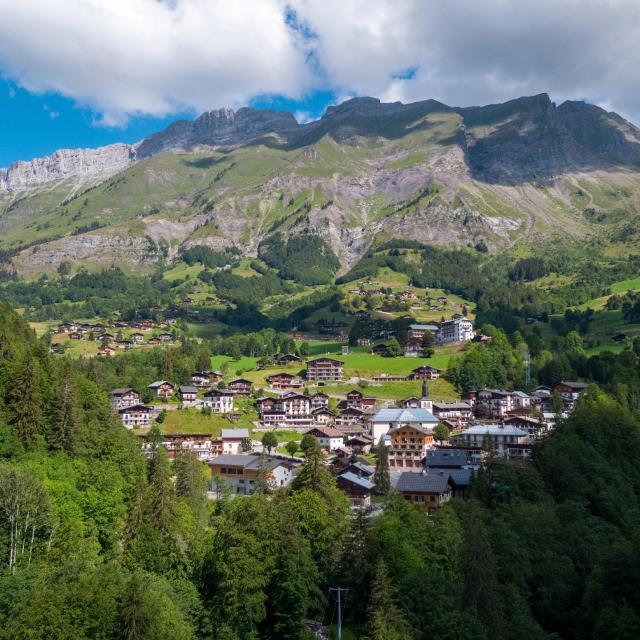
[0,143,137,192]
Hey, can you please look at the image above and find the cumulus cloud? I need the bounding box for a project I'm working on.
[0,0,311,124]
[1,0,640,124]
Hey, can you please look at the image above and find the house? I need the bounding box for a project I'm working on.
[335,407,365,428]
[356,337,371,346]
[148,381,175,398]
[140,433,214,460]
[400,396,421,409]
[116,340,134,350]
[131,332,144,344]
[98,345,116,357]
[267,372,304,390]
[408,324,439,340]
[258,393,313,428]
[408,365,441,380]
[228,378,253,396]
[396,471,453,514]
[371,343,389,356]
[553,381,589,406]
[431,402,473,427]
[404,337,424,357]
[347,434,374,454]
[306,426,345,451]
[119,404,152,429]
[346,390,376,410]
[388,424,435,468]
[437,318,474,345]
[306,357,343,382]
[147,337,161,345]
[336,472,375,507]
[369,407,439,442]
[109,388,141,410]
[179,385,198,405]
[465,389,515,418]
[69,331,83,340]
[345,460,375,479]
[276,353,302,365]
[158,333,174,342]
[220,428,250,454]
[191,371,213,387]
[209,454,296,494]
[503,415,548,438]
[312,408,333,424]
[203,389,235,413]
[310,392,330,410]
[452,424,530,459]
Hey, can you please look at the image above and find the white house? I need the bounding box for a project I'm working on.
[369,407,439,442]
[220,428,250,454]
[118,404,152,429]
[437,318,474,345]
[203,389,235,413]
[306,427,345,451]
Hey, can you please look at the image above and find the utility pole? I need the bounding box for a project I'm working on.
[329,587,348,640]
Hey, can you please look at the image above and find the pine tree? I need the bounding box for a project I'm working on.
[254,453,275,495]
[121,573,151,640]
[291,441,334,497]
[9,357,44,447]
[366,561,412,640]
[175,449,207,501]
[50,367,80,453]
[147,447,178,534]
[122,476,147,549]
[373,436,390,496]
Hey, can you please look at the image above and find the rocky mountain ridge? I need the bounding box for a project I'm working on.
[3,94,640,193]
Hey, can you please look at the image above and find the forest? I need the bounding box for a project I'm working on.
[0,281,640,638]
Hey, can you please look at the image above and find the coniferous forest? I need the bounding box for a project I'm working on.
[0,299,639,639]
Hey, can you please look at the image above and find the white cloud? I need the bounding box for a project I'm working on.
[290,0,640,122]
[1,1,640,124]
[0,0,311,125]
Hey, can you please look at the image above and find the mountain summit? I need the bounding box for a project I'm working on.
[2,94,640,275]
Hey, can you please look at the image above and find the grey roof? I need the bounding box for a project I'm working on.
[339,471,375,490]
[432,402,471,410]
[118,404,152,414]
[409,324,439,331]
[460,424,528,437]
[371,407,438,423]
[221,428,250,439]
[350,461,375,475]
[179,386,198,393]
[210,454,292,471]
[558,380,589,389]
[110,388,137,396]
[512,391,530,398]
[396,471,451,493]
[445,468,473,487]
[426,449,469,468]
[148,380,171,388]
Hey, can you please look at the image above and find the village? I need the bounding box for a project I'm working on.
[107,315,588,514]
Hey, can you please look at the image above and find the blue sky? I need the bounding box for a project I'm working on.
[0,81,336,167]
[1,1,638,168]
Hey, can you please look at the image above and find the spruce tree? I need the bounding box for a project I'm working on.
[121,573,151,640]
[147,447,178,534]
[50,368,80,453]
[366,561,412,640]
[9,356,44,448]
[373,436,390,496]
[175,449,207,501]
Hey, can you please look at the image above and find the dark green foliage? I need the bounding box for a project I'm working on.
[258,232,340,285]
[180,245,240,269]
[373,437,390,495]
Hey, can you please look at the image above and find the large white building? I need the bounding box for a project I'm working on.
[203,389,235,413]
[369,407,439,443]
[437,318,474,344]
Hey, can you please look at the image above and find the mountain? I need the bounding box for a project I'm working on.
[2,93,640,275]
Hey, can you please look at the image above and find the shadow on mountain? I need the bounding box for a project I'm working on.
[182,155,229,169]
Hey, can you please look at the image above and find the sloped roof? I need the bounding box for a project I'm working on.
[338,471,375,490]
[221,428,250,439]
[371,407,438,423]
[460,424,528,437]
[396,471,451,493]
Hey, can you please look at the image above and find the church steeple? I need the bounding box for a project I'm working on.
[420,379,433,413]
